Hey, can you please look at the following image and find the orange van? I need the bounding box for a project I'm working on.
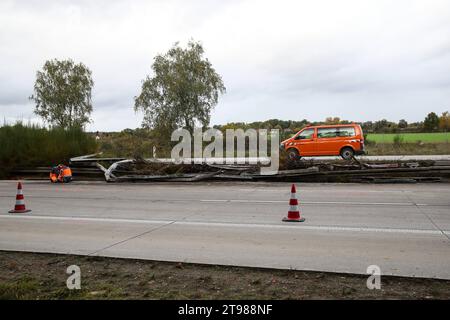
[281,124,365,160]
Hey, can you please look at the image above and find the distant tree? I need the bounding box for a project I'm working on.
[274,124,283,131]
[279,120,290,129]
[409,121,424,132]
[134,40,226,136]
[325,117,341,124]
[290,119,309,131]
[423,112,440,132]
[398,119,408,129]
[30,59,94,129]
[362,121,374,132]
[439,111,450,132]
[374,119,389,132]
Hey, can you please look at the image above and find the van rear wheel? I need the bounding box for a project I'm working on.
[340,147,354,160]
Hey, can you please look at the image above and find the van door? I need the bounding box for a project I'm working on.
[316,127,341,155]
[293,128,316,156]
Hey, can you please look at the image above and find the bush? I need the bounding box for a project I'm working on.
[363,133,376,146]
[0,122,97,178]
[393,134,404,146]
[97,128,165,158]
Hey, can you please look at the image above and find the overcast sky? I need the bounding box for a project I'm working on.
[1,0,449,131]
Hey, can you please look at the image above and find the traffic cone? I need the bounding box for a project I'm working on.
[9,182,31,213]
[282,184,304,222]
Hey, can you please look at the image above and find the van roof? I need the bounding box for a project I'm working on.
[305,123,360,129]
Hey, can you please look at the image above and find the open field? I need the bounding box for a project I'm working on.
[367,132,450,143]
[1,251,450,299]
[365,142,450,155]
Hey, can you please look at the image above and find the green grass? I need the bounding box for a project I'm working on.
[367,132,450,143]
[0,277,40,299]
[365,142,450,155]
[0,122,98,178]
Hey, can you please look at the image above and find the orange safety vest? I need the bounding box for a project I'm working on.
[58,166,72,182]
[50,172,58,183]
[50,165,72,183]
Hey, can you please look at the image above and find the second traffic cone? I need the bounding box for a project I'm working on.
[282,183,304,222]
[9,182,31,213]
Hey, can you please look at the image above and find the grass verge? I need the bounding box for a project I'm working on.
[1,251,449,300]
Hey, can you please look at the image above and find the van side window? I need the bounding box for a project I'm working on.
[337,127,356,137]
[296,128,314,139]
[317,128,338,138]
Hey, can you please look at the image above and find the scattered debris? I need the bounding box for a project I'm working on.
[9,153,450,183]
[363,163,400,169]
[405,162,420,169]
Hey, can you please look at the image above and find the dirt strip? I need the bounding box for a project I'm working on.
[1,251,449,300]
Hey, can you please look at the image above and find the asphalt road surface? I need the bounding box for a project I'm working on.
[1,180,449,279]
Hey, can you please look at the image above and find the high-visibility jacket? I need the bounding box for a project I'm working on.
[50,166,59,183]
[50,172,58,183]
[59,166,72,183]
[49,165,72,183]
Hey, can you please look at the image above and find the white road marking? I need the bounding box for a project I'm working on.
[200,199,421,206]
[0,214,169,225]
[1,195,434,206]
[0,214,447,235]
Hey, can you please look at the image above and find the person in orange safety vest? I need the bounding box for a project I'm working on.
[50,164,72,183]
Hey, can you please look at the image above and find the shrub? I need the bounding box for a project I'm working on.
[0,122,97,178]
[393,134,404,146]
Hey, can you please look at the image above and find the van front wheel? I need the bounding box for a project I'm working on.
[287,148,300,161]
[340,147,354,160]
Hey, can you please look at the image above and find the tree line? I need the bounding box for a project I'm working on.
[214,112,450,135]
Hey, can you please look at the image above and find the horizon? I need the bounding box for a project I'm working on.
[2,113,440,133]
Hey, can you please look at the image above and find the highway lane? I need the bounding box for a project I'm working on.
[0,180,449,279]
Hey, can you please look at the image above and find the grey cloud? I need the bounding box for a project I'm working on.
[1,0,450,131]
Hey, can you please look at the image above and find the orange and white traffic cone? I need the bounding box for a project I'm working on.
[282,183,304,222]
[9,182,31,213]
